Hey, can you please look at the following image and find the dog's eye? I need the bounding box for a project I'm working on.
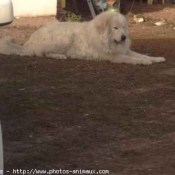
[113,27,118,30]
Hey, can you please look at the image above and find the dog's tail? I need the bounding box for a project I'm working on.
[0,36,23,55]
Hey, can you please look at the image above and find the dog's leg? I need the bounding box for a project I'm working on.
[111,54,153,65]
[129,50,165,63]
[45,53,67,60]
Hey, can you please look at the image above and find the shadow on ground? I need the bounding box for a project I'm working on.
[0,38,175,175]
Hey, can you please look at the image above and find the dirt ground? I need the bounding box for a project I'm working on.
[1,3,175,175]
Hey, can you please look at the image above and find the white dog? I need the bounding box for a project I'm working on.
[0,11,165,65]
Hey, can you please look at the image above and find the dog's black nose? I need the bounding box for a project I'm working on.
[121,35,126,41]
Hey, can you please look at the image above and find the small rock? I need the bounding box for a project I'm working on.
[29,134,33,138]
[134,15,144,23]
[155,20,166,26]
[83,113,90,117]
[18,88,26,91]
[15,16,21,19]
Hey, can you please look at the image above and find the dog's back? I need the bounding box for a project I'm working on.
[21,21,90,57]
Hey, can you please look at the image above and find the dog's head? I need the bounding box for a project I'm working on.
[93,11,128,46]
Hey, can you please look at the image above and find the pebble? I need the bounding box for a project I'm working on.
[155,21,166,26]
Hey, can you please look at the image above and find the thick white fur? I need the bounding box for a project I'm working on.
[0,11,165,65]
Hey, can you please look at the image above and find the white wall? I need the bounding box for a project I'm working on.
[12,0,57,17]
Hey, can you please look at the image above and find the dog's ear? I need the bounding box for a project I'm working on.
[92,12,114,33]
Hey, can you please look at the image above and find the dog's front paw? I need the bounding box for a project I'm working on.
[156,57,166,62]
[150,57,166,63]
[138,59,153,65]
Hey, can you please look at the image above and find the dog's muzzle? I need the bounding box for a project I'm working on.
[121,35,126,41]
[114,35,126,44]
